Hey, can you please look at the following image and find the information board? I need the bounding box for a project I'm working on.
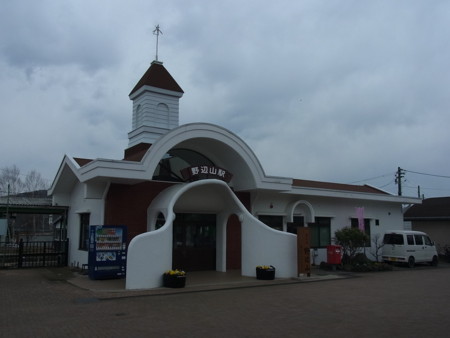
[297,227,311,277]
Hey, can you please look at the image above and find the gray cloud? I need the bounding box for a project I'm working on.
[1,0,449,198]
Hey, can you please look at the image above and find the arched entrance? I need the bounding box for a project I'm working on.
[169,182,243,274]
[172,213,216,271]
[127,180,298,290]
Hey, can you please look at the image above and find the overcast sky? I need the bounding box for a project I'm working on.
[1,0,449,198]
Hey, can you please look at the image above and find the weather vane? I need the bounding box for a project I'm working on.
[153,24,163,61]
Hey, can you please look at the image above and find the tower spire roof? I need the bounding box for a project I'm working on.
[129,61,184,96]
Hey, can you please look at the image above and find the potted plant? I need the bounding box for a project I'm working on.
[163,269,186,288]
[256,265,276,280]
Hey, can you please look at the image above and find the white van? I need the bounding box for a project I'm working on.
[382,230,438,267]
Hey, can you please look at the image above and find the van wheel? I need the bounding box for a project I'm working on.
[431,256,438,267]
[408,256,415,268]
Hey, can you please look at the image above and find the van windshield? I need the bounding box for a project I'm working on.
[424,236,433,246]
[384,233,404,245]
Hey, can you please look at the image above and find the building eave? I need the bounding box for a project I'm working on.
[285,186,422,203]
[404,216,450,221]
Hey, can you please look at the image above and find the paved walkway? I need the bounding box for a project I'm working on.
[66,267,350,298]
[1,264,449,337]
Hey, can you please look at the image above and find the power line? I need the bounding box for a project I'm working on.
[397,167,450,198]
[348,172,394,184]
[350,168,450,186]
[403,184,450,191]
[378,180,395,189]
[404,169,450,179]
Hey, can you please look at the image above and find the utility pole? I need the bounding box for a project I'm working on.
[395,167,405,196]
[6,183,10,242]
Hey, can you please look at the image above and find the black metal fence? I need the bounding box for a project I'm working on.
[0,240,68,269]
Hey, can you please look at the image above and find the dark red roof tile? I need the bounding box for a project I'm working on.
[123,143,152,162]
[292,179,389,194]
[73,157,93,167]
[129,61,183,96]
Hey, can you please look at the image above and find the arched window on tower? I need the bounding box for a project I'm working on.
[133,104,142,129]
[156,103,170,128]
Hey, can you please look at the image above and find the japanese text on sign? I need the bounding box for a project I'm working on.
[181,165,233,183]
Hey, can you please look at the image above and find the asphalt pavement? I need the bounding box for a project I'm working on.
[1,263,449,337]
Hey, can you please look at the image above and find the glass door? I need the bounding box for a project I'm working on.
[173,213,216,271]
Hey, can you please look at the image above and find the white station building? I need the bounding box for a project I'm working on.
[49,60,420,289]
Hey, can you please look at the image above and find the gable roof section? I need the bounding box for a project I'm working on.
[404,197,450,220]
[129,61,184,96]
[123,143,152,162]
[48,155,83,196]
[292,179,389,194]
[73,157,93,167]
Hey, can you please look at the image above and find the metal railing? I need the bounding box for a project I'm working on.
[0,240,68,269]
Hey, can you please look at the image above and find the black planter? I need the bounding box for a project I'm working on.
[256,266,276,280]
[163,273,186,288]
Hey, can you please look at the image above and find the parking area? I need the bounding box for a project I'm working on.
[1,264,449,337]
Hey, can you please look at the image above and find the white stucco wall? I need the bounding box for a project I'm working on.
[125,180,298,290]
[125,217,173,290]
[251,191,406,263]
[241,216,297,278]
[65,181,106,268]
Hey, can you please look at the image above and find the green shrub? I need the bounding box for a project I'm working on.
[334,227,369,264]
[319,261,343,271]
[319,254,393,273]
[351,261,393,272]
[353,253,371,265]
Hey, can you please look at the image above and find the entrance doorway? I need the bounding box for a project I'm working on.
[172,213,216,271]
[226,214,241,270]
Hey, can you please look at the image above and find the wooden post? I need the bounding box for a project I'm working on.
[297,227,311,277]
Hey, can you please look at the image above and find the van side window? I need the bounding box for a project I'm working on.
[414,235,423,245]
[407,235,414,245]
[424,236,432,246]
[384,234,404,245]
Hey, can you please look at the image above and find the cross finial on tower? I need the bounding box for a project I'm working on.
[153,24,163,62]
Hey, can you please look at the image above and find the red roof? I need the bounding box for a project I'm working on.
[123,143,152,162]
[292,179,389,194]
[129,61,184,96]
[73,157,93,167]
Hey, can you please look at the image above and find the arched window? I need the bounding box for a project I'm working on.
[133,104,142,129]
[152,148,215,182]
[155,212,166,230]
[156,103,170,128]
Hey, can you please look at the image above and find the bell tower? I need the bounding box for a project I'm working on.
[128,26,183,147]
[127,60,184,147]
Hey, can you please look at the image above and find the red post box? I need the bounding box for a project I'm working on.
[327,245,342,265]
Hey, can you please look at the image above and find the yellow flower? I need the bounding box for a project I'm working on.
[165,269,186,276]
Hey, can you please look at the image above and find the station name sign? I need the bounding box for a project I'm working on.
[181,165,233,183]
